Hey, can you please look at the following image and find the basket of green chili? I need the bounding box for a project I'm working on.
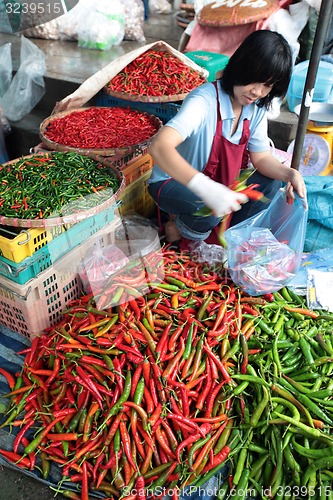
[39,106,163,156]
[0,151,125,228]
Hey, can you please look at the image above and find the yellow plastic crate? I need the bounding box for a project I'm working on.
[118,170,156,218]
[0,225,69,263]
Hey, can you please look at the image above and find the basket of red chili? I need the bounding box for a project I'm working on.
[0,151,125,228]
[104,48,207,103]
[39,106,163,156]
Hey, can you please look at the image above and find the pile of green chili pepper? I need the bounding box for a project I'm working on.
[0,248,333,500]
[0,152,121,220]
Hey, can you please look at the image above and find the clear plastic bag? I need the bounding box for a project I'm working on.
[79,216,164,310]
[0,36,45,122]
[189,240,227,267]
[0,43,12,98]
[123,0,146,42]
[79,244,129,294]
[149,0,172,14]
[225,188,308,296]
[77,0,125,50]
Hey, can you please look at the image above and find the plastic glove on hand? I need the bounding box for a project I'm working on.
[187,172,248,218]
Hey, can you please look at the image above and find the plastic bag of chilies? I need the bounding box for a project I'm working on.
[224,188,308,296]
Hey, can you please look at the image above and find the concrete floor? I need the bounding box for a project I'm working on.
[0,7,299,499]
[0,467,64,500]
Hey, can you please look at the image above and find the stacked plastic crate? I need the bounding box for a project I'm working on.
[0,206,119,339]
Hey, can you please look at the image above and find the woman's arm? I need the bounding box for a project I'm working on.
[150,125,200,185]
[250,150,306,200]
[150,125,248,217]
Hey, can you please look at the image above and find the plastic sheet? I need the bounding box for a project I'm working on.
[225,188,308,296]
[0,36,45,122]
[0,43,12,98]
[303,176,333,253]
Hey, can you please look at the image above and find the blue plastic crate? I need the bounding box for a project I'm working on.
[94,92,181,124]
[287,60,333,112]
[0,204,118,285]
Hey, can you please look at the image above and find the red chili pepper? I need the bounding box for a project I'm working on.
[0,449,31,469]
[81,461,89,500]
[45,107,160,150]
[203,341,232,385]
[107,49,205,97]
[0,368,16,389]
[136,475,146,500]
[203,445,231,472]
[162,337,185,379]
[175,423,212,463]
[13,419,35,453]
[119,420,138,471]
[155,426,177,460]
[195,360,212,411]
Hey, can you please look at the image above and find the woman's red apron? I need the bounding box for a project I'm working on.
[203,81,250,245]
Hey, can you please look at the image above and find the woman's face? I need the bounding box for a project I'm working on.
[233,82,274,106]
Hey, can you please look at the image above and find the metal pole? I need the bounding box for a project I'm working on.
[290,0,333,171]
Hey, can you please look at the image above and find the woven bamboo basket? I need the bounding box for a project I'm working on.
[39,107,163,156]
[0,152,125,228]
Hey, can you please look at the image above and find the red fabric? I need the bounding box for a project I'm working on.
[203,81,250,190]
[185,0,293,56]
[202,81,250,245]
[179,237,192,252]
[185,22,257,57]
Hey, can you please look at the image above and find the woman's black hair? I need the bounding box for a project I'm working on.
[220,30,293,109]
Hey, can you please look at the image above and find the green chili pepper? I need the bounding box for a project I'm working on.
[250,385,269,427]
[101,370,131,426]
[302,456,333,487]
[183,322,194,360]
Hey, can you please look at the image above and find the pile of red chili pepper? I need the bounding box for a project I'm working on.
[43,107,161,150]
[106,50,206,97]
[0,152,121,220]
[1,249,333,500]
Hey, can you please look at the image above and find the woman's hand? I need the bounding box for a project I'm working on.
[286,168,306,205]
[187,173,249,217]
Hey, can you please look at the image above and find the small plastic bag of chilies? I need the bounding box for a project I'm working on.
[79,215,164,310]
[224,188,308,296]
[79,244,130,294]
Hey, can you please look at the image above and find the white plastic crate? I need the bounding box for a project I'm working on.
[0,262,82,340]
[287,60,333,112]
[0,219,120,339]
